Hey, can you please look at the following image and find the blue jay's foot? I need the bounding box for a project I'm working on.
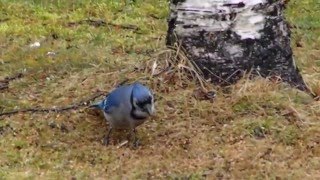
[102,127,113,146]
[133,139,140,148]
[128,137,140,149]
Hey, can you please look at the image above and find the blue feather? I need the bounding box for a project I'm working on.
[90,84,134,112]
[131,82,152,101]
[90,82,152,113]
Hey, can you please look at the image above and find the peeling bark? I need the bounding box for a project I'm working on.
[166,0,308,91]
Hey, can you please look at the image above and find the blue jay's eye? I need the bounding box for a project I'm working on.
[145,97,152,104]
[137,97,152,108]
[136,102,143,108]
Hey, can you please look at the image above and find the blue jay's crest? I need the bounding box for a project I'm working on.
[131,83,153,103]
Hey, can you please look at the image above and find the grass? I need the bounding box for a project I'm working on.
[0,0,320,179]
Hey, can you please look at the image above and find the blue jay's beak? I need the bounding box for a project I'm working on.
[146,105,153,116]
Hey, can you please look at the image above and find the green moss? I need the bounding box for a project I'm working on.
[275,125,301,145]
[244,117,276,138]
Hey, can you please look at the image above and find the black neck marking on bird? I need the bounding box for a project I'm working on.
[130,90,147,120]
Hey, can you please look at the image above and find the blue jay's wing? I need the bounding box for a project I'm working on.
[101,84,134,113]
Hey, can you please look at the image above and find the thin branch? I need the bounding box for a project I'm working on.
[0,78,129,118]
[0,91,106,118]
[67,19,140,31]
[0,73,24,91]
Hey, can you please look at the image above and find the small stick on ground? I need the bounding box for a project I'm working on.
[0,78,129,118]
[0,73,23,91]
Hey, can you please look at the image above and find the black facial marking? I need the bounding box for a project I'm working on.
[130,90,149,120]
[136,97,152,108]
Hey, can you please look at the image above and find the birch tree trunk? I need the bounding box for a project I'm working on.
[166,0,309,91]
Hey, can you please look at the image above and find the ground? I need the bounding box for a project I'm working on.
[0,0,320,179]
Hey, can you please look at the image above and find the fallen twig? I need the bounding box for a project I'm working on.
[67,19,140,31]
[0,73,23,91]
[0,79,129,118]
[0,91,105,118]
[0,18,10,23]
[117,140,129,149]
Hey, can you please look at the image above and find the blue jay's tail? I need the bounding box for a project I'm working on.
[88,101,103,109]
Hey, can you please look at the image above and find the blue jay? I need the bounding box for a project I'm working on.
[90,82,155,146]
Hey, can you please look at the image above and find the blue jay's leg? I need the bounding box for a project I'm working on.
[103,127,113,145]
[129,128,139,147]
